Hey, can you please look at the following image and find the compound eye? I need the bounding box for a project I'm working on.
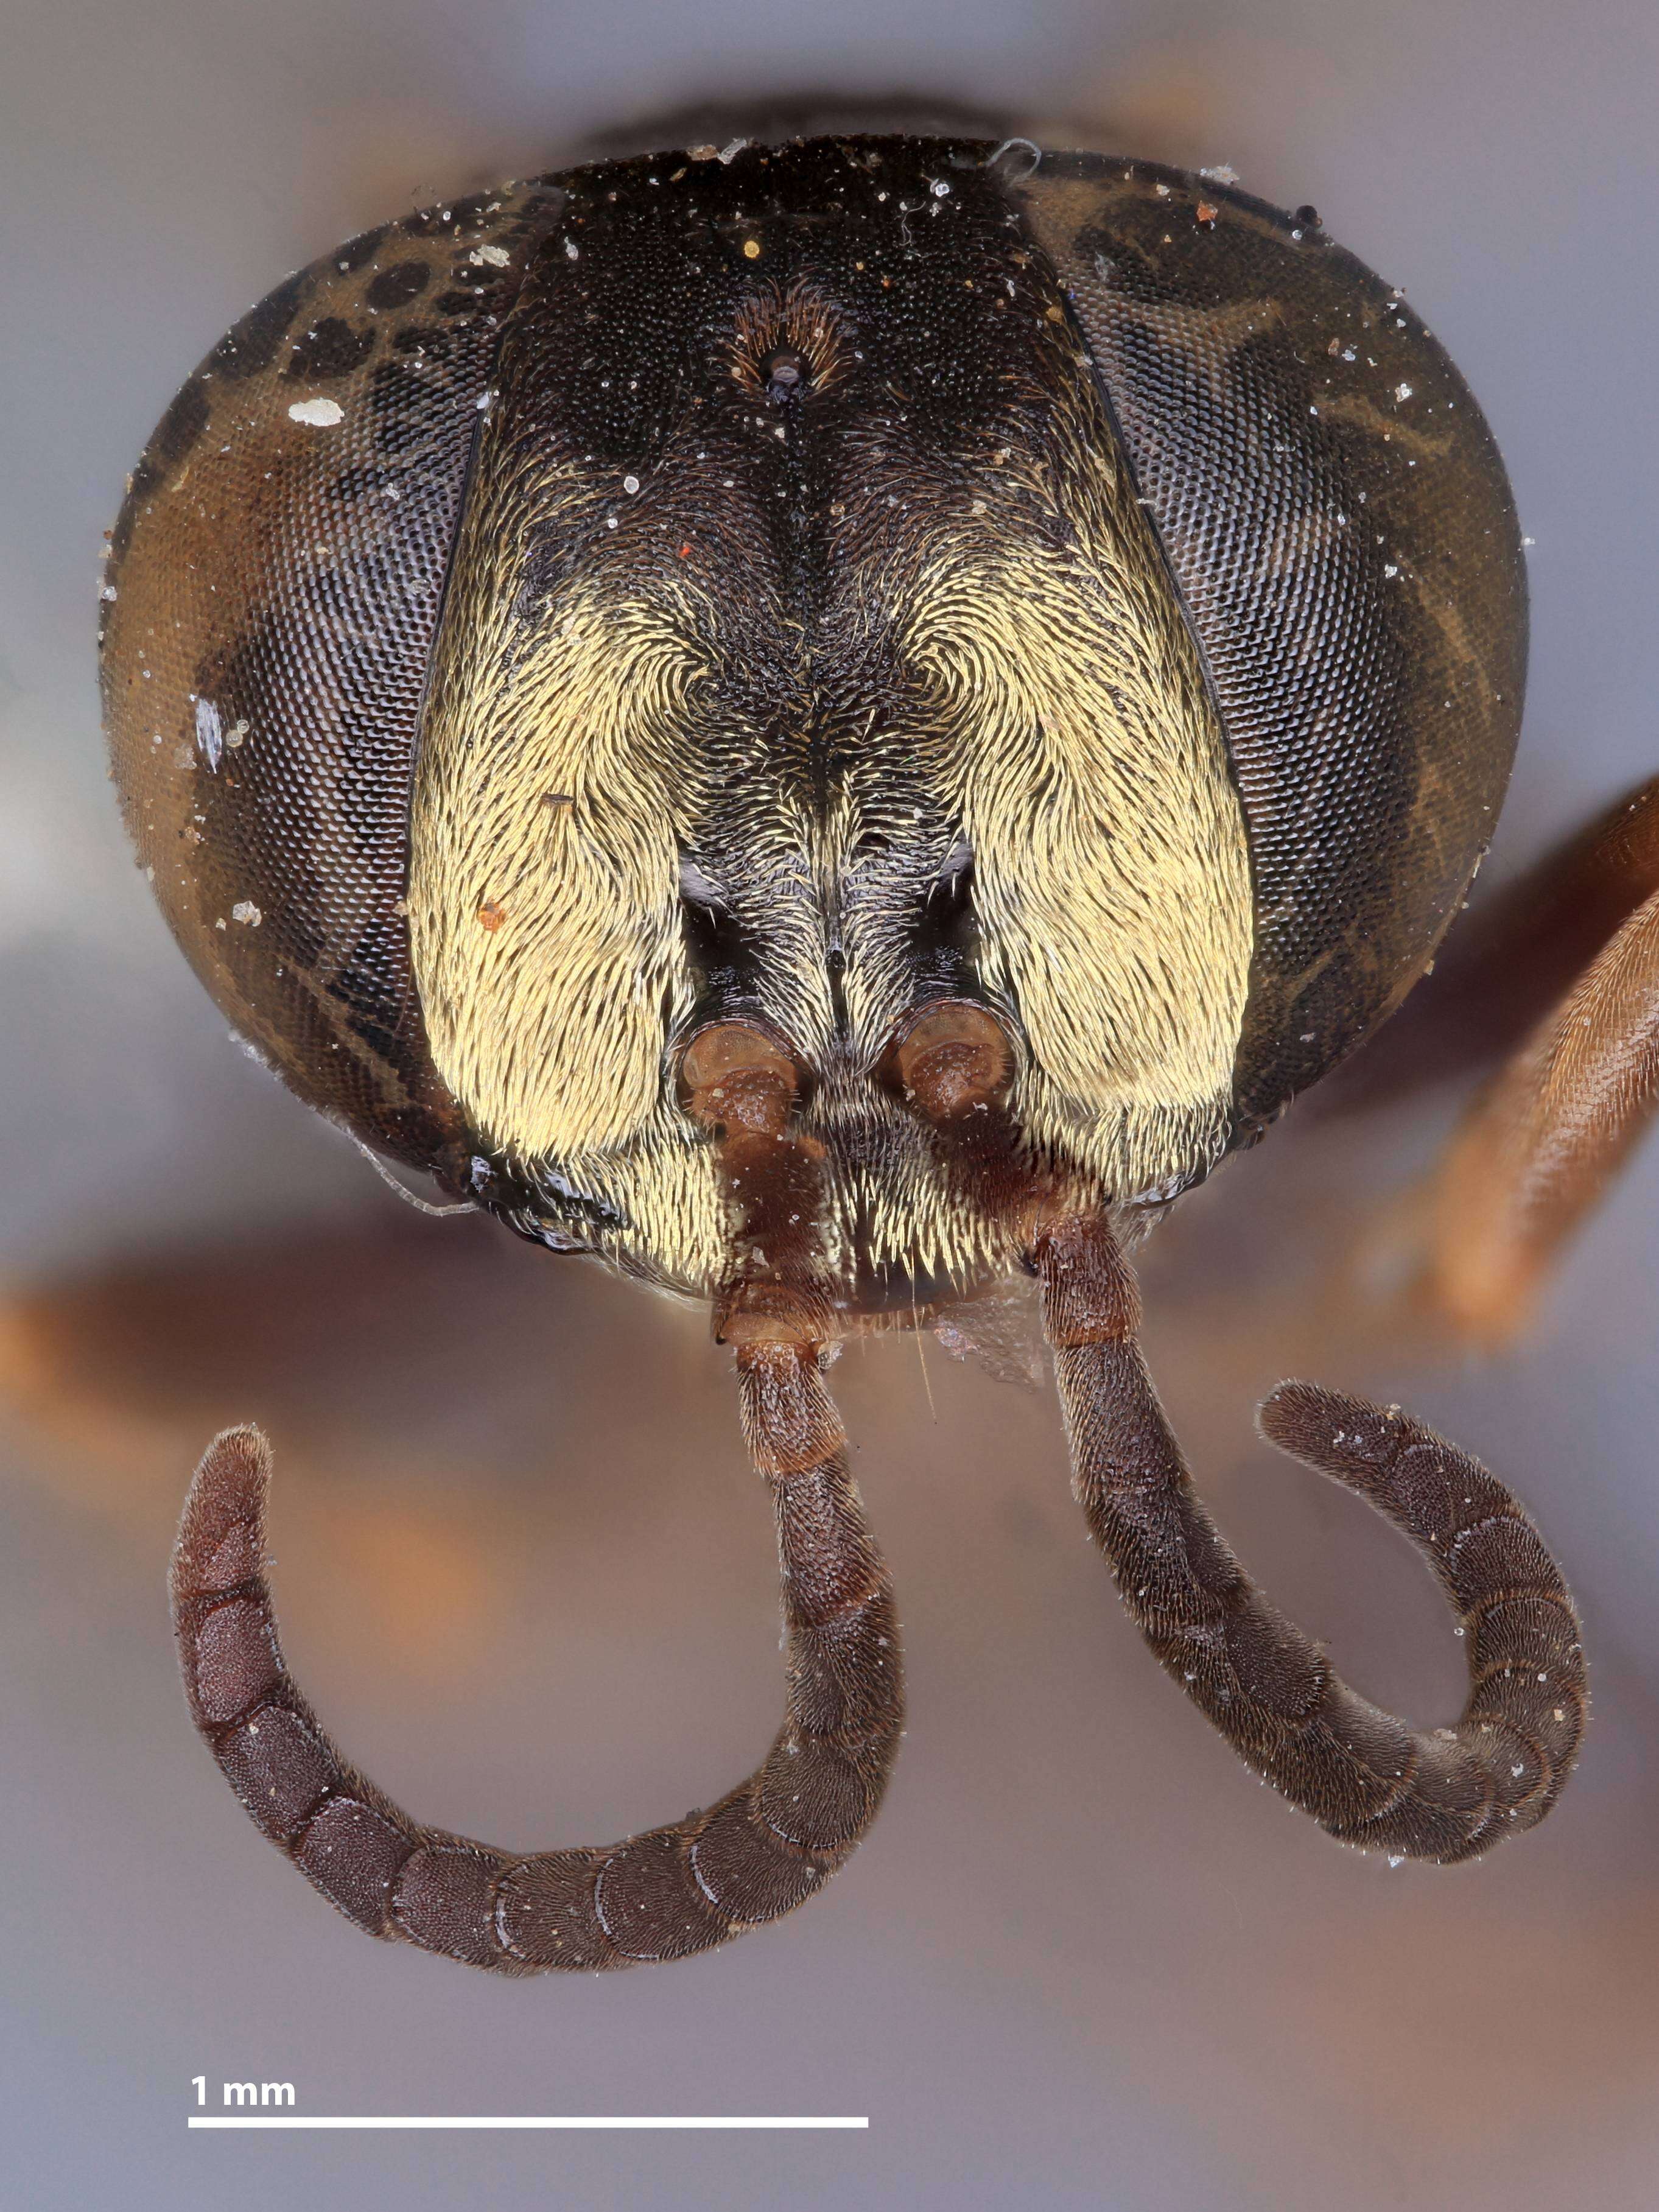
[680,1021,803,1136]
[885,1000,1014,1122]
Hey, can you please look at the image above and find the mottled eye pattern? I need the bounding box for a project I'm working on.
[103,180,568,1180]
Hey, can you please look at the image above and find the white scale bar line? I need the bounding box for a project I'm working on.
[189,2116,869,2131]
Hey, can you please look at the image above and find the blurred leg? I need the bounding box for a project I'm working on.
[1425,882,1659,1343]
[1331,772,1659,1110]
[1330,773,1659,1343]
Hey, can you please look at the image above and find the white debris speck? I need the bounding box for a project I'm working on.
[469,244,510,267]
[287,396,344,427]
[1386,1855,1405,1869]
[930,178,951,197]
[100,583,117,602]
[622,473,640,494]
[225,718,249,750]
[1521,534,1536,547]
[1394,382,1414,402]
[1199,163,1240,185]
[564,238,580,259]
[717,138,748,164]
[475,388,496,413]
[194,697,223,770]
[606,514,618,529]
[231,901,262,927]
[1384,562,1400,578]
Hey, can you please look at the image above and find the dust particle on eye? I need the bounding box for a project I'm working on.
[194,697,223,770]
[231,901,262,927]
[287,397,345,427]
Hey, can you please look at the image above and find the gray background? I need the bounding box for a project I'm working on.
[2,1,1656,2207]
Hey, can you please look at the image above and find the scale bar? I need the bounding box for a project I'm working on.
[189,2116,868,2131]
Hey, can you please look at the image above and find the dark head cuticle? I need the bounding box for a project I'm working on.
[105,132,1523,1274]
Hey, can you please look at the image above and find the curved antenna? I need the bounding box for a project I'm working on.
[1037,1213,1587,1858]
[170,1339,901,1971]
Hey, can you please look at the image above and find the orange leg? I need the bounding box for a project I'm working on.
[1330,774,1659,1344]
[1338,772,1659,1111]
[1426,879,1659,1342]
